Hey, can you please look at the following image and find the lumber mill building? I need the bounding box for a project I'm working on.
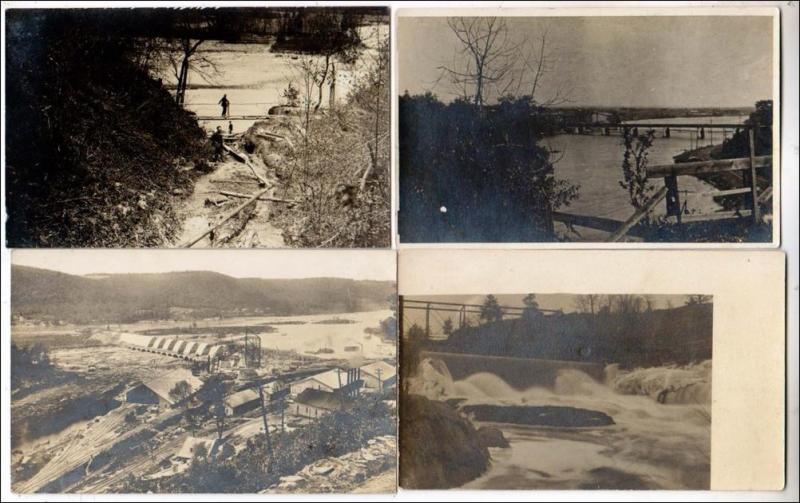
[125,368,203,408]
[288,367,363,397]
[293,388,354,419]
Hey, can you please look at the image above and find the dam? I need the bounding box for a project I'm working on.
[419,351,605,389]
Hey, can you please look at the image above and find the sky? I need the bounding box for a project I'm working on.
[11,250,396,281]
[397,15,774,108]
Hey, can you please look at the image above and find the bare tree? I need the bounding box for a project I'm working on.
[574,294,603,315]
[514,23,574,106]
[170,38,221,106]
[439,18,572,107]
[439,17,523,107]
[352,27,390,191]
[285,57,327,192]
[610,294,646,315]
[303,12,364,113]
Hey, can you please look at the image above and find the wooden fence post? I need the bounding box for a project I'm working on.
[665,175,681,224]
[748,127,761,224]
[425,303,431,339]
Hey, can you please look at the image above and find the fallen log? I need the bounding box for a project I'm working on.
[222,144,270,186]
[209,179,262,185]
[211,190,297,204]
[180,187,271,248]
[253,131,295,150]
[214,203,256,245]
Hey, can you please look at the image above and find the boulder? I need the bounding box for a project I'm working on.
[267,105,301,116]
[399,394,490,489]
[476,426,510,448]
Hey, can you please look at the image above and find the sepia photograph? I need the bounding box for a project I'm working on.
[9,250,397,493]
[5,7,390,248]
[399,293,712,490]
[397,11,778,244]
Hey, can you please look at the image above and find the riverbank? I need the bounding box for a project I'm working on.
[5,23,209,247]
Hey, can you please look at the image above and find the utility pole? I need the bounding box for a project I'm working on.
[425,303,431,339]
[280,396,285,432]
[376,367,383,393]
[257,385,274,472]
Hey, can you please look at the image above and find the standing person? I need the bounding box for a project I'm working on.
[219,94,230,117]
[211,126,224,162]
[228,121,233,135]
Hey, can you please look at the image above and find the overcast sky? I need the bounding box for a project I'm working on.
[398,15,774,108]
[11,250,396,281]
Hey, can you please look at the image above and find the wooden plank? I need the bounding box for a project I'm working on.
[606,185,669,242]
[646,156,771,178]
[557,122,749,129]
[197,115,272,121]
[552,211,630,234]
[757,186,773,204]
[667,210,752,224]
[180,187,271,248]
[212,190,296,204]
[748,128,761,223]
[709,187,753,197]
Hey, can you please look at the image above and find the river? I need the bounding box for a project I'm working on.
[414,358,711,490]
[170,25,388,134]
[548,114,749,240]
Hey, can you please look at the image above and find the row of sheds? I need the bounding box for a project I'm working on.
[119,333,223,361]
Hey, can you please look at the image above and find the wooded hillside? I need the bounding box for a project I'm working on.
[11,265,395,324]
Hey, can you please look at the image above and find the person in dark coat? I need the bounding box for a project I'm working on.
[211,126,224,161]
[228,121,233,135]
[219,94,230,117]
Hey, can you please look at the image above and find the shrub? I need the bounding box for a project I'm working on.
[399,93,578,242]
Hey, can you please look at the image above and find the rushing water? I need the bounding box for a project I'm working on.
[548,115,749,240]
[415,358,711,490]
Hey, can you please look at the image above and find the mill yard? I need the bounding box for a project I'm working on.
[10,310,397,494]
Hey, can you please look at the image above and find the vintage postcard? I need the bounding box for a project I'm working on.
[396,8,780,245]
[4,6,390,248]
[398,249,785,490]
[9,249,397,493]
[401,293,713,489]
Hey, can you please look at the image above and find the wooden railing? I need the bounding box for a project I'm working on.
[640,128,771,235]
[552,128,773,242]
